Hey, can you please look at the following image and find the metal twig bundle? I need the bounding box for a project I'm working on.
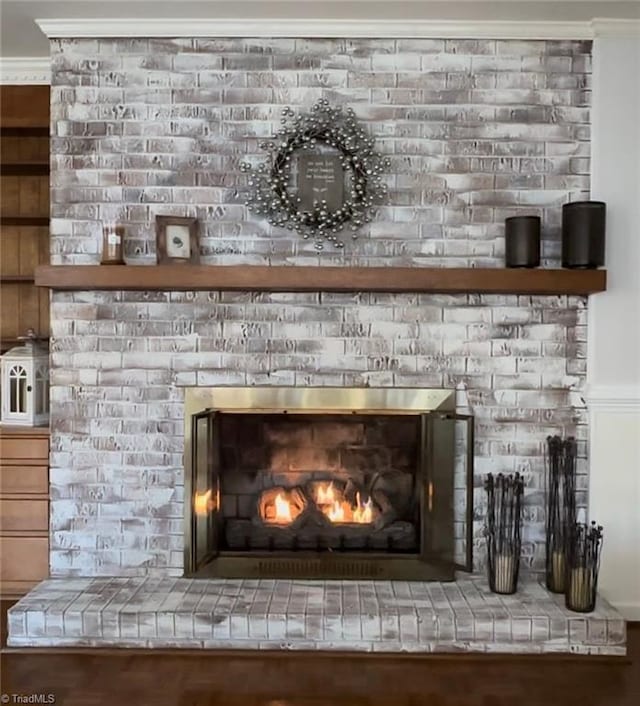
[545,436,577,592]
[484,473,525,594]
[566,522,604,613]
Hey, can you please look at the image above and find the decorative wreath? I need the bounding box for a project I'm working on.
[240,99,389,250]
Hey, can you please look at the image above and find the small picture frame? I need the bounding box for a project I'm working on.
[155,216,199,265]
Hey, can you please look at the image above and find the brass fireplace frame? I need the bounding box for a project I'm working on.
[183,387,473,581]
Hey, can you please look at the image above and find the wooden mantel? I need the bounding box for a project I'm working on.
[35,265,607,296]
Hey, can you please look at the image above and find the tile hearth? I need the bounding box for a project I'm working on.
[8,577,625,655]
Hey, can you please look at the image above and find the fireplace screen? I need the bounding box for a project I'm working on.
[185,388,473,581]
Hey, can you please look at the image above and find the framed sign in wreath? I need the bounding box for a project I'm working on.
[241,99,389,250]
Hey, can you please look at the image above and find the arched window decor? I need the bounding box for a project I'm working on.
[9,364,28,414]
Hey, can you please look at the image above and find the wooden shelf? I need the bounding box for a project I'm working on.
[0,275,36,283]
[0,425,49,437]
[0,127,49,137]
[35,265,607,296]
[1,337,49,355]
[0,217,49,227]
[0,85,51,602]
[0,164,49,176]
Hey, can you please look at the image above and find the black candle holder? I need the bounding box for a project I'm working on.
[562,201,606,269]
[566,522,604,613]
[545,436,577,593]
[505,216,540,268]
[484,473,525,595]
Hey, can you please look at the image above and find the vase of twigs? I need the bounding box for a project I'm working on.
[545,436,577,593]
[484,473,525,595]
[566,521,603,613]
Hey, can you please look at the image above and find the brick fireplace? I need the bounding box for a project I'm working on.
[9,34,628,655]
[49,288,588,578]
[46,35,593,578]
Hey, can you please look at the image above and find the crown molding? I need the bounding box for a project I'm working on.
[34,16,640,40]
[36,17,598,40]
[1,16,631,86]
[0,57,50,85]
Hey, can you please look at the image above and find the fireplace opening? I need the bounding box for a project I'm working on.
[219,414,421,554]
[185,387,473,581]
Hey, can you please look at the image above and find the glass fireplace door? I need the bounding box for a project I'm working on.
[184,393,474,580]
[189,410,221,572]
[421,412,474,573]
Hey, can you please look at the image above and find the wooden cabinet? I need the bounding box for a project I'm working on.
[0,86,52,596]
[0,425,50,597]
[0,85,50,353]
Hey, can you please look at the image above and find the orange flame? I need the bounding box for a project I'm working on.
[262,482,374,526]
[352,492,373,524]
[194,489,213,516]
[316,482,335,505]
[318,485,373,525]
[328,499,346,523]
[274,492,293,524]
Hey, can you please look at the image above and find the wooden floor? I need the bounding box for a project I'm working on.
[2,602,639,706]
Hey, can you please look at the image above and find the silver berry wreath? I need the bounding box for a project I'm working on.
[240,99,389,250]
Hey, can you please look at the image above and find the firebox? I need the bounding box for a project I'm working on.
[184,387,473,581]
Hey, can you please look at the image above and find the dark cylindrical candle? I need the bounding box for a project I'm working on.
[504,216,540,268]
[562,201,606,269]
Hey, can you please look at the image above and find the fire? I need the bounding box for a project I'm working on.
[316,482,336,505]
[260,483,374,526]
[328,500,346,523]
[352,492,373,524]
[316,483,373,524]
[274,492,293,524]
[194,489,213,516]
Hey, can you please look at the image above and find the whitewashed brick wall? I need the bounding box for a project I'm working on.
[49,37,591,576]
[50,37,591,266]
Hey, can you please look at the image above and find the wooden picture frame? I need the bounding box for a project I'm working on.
[155,216,199,265]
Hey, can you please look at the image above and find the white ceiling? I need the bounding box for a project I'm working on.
[1,1,639,58]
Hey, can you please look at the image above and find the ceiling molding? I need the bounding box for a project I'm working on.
[36,17,600,39]
[34,16,640,40]
[0,57,50,85]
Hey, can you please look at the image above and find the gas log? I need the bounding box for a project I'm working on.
[226,518,417,551]
[257,486,307,529]
[254,479,401,532]
[237,475,417,552]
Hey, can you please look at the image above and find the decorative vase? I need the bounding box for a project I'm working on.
[562,201,606,269]
[545,436,577,593]
[484,473,525,595]
[565,522,603,613]
[505,216,540,268]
